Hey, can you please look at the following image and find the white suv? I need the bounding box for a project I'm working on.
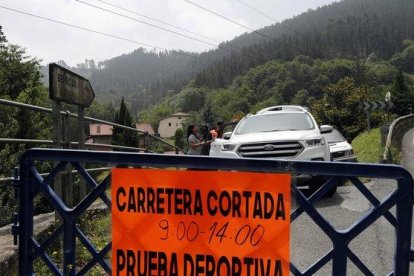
[210,105,334,193]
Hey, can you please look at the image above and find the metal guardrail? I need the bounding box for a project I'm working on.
[0,98,185,153]
[383,114,414,161]
[17,148,413,275]
[0,138,148,152]
[0,98,186,183]
[1,167,111,184]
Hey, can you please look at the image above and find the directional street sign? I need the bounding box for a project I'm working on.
[49,63,95,107]
[359,101,394,112]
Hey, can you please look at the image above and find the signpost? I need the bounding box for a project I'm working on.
[360,101,394,112]
[359,100,394,130]
[112,168,291,275]
[49,63,95,107]
[49,63,95,207]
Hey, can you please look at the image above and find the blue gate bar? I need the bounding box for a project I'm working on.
[18,148,413,275]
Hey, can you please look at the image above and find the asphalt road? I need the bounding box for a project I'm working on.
[289,130,414,275]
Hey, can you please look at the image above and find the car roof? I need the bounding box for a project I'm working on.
[256,105,308,114]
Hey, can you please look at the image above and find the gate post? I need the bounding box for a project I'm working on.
[145,131,150,153]
[394,186,413,275]
[63,111,73,207]
[332,240,347,276]
[63,220,76,276]
[52,100,63,210]
[18,158,34,275]
[78,106,86,200]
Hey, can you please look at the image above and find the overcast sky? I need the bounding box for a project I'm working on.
[0,0,338,66]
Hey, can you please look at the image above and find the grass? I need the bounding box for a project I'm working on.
[351,127,402,164]
[34,209,111,275]
[351,127,383,163]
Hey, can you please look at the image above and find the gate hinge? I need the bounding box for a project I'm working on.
[11,213,19,246]
[12,167,19,199]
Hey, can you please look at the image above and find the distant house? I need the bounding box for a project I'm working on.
[88,123,113,150]
[136,123,155,147]
[158,112,190,138]
[136,123,155,134]
[88,122,158,150]
[89,123,113,144]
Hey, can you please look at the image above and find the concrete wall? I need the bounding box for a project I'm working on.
[0,212,55,275]
[383,114,414,161]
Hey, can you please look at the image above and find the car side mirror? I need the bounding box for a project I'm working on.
[320,125,333,134]
[223,132,232,140]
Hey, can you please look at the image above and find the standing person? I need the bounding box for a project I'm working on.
[187,124,204,155]
[200,124,211,155]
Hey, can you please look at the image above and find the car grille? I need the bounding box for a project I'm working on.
[331,151,346,159]
[237,141,303,158]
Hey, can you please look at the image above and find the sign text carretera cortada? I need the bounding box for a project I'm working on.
[112,169,291,275]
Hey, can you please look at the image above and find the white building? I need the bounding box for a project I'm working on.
[158,112,190,138]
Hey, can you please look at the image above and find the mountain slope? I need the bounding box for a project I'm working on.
[45,0,414,114]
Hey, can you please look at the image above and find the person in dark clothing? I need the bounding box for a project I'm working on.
[200,124,213,155]
[187,124,204,155]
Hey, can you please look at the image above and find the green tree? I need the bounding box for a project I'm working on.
[311,77,368,139]
[201,100,216,124]
[389,41,414,73]
[291,89,314,106]
[0,28,51,226]
[391,70,414,116]
[179,86,207,113]
[112,97,138,148]
[174,128,185,150]
[0,26,6,45]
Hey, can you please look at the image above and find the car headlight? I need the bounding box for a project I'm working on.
[304,138,325,147]
[221,143,237,151]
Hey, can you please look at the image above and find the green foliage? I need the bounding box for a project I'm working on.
[111,97,138,148]
[0,44,42,100]
[390,41,414,72]
[143,53,409,136]
[0,26,6,45]
[311,77,369,139]
[34,209,111,275]
[352,128,383,163]
[41,0,414,112]
[0,29,52,226]
[86,101,116,122]
[391,70,414,116]
[386,146,402,164]
[291,89,314,107]
[174,128,185,150]
[179,85,207,113]
[139,102,173,132]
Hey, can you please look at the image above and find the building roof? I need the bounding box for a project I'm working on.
[136,123,155,134]
[160,112,190,121]
[89,123,113,136]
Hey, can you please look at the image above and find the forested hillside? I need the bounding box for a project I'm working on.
[140,41,414,140]
[41,0,414,114]
[195,0,414,88]
[34,0,414,143]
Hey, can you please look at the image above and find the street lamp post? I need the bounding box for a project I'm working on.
[385,91,391,122]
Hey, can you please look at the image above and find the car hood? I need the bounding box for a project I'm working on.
[328,141,353,152]
[228,129,321,144]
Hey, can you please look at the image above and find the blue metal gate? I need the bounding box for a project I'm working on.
[16,148,413,275]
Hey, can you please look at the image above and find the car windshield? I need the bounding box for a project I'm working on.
[234,113,315,134]
[323,129,346,143]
